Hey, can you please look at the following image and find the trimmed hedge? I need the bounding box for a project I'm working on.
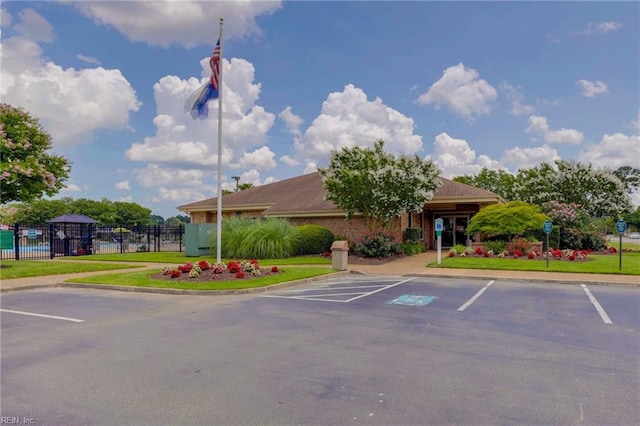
[295,225,335,255]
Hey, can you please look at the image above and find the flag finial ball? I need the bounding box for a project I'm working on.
[220,17,224,23]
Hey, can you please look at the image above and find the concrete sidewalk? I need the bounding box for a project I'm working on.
[1,252,638,293]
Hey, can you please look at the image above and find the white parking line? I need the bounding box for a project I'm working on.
[457,280,495,312]
[581,284,613,324]
[343,277,417,302]
[261,277,416,303]
[0,309,84,323]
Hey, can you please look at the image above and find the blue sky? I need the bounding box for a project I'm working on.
[1,1,638,219]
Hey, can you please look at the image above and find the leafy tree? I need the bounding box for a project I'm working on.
[113,201,152,226]
[238,183,254,191]
[612,166,640,195]
[318,140,441,229]
[1,104,71,203]
[69,198,114,224]
[453,168,516,201]
[165,216,187,226]
[150,215,165,225]
[12,199,68,224]
[467,201,549,240]
[625,206,640,231]
[513,160,632,218]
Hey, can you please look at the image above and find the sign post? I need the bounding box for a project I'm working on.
[435,218,443,265]
[616,219,626,271]
[542,220,553,269]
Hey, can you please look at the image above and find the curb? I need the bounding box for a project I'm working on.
[42,270,351,296]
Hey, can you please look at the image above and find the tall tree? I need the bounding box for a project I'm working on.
[453,168,517,200]
[0,104,71,203]
[612,166,640,195]
[318,139,441,229]
[12,199,69,224]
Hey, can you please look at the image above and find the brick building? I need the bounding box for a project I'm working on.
[177,172,503,249]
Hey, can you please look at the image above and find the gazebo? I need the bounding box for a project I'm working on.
[48,214,97,255]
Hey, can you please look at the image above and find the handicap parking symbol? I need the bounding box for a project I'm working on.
[386,295,437,307]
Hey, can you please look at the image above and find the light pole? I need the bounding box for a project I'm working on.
[232,176,240,192]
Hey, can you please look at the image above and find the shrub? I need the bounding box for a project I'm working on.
[452,244,467,255]
[353,232,400,258]
[483,240,507,254]
[294,225,335,255]
[581,231,606,251]
[404,228,423,243]
[222,218,298,259]
[271,266,279,273]
[399,243,425,256]
[506,237,532,254]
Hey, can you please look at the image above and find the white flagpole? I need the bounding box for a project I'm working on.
[216,17,224,265]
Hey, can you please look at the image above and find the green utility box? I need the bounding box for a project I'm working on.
[184,223,216,257]
[0,230,14,250]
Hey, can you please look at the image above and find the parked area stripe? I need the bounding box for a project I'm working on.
[0,309,84,323]
[343,277,417,302]
[581,284,613,324]
[457,280,495,312]
[273,284,389,293]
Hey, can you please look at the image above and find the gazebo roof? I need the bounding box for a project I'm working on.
[48,214,97,224]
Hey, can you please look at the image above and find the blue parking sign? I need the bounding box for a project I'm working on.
[616,219,627,234]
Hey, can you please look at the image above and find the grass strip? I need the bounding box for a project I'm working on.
[0,260,145,279]
[60,252,331,265]
[66,267,336,290]
[429,252,640,275]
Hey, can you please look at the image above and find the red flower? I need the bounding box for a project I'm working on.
[227,261,241,273]
[323,251,331,257]
[569,255,576,261]
[448,251,455,257]
[235,271,245,279]
[475,247,483,255]
[170,270,181,278]
[271,266,279,273]
[528,252,536,259]
[483,252,490,257]
[198,260,211,270]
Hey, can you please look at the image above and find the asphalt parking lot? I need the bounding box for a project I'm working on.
[1,276,639,425]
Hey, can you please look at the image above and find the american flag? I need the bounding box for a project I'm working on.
[184,38,221,119]
[209,40,220,90]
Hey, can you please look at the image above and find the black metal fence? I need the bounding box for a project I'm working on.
[0,224,184,260]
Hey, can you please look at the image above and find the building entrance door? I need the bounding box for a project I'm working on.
[434,215,470,247]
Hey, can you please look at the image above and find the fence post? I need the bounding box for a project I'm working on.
[13,223,20,261]
[49,224,55,259]
[179,224,184,252]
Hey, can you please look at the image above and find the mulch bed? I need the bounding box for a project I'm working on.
[149,268,280,282]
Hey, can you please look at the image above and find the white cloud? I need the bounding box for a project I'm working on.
[76,54,101,65]
[576,21,623,35]
[125,56,276,203]
[576,79,608,98]
[15,8,53,43]
[115,181,131,191]
[0,12,141,147]
[526,115,584,144]
[279,155,300,167]
[236,146,277,170]
[62,183,83,192]
[278,106,303,136]
[126,57,275,168]
[73,1,283,47]
[303,162,318,174]
[293,84,423,165]
[415,63,497,121]
[426,132,503,178]
[579,133,640,168]
[501,145,561,170]
[500,82,534,115]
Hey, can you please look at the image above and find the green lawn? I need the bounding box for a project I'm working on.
[0,260,145,279]
[429,252,640,275]
[66,267,337,291]
[60,251,332,265]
